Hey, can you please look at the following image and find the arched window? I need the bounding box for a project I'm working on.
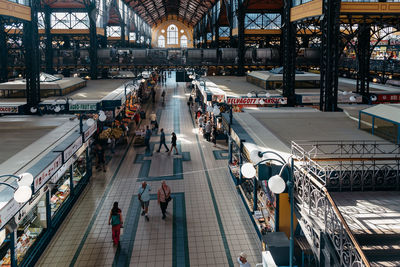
[180,35,188,48]
[158,35,165,48]
[167,24,178,44]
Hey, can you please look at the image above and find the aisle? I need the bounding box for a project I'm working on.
[37,73,261,267]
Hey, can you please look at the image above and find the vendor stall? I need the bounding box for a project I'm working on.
[0,121,97,266]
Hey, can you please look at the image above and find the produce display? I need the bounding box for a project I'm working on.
[99,127,124,140]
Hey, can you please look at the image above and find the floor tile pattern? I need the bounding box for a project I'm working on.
[37,73,261,267]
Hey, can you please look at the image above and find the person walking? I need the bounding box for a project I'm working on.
[161,90,166,105]
[95,142,106,172]
[237,252,251,267]
[157,181,171,220]
[157,128,169,153]
[108,202,123,246]
[205,121,212,142]
[211,126,217,147]
[168,132,179,155]
[144,125,152,151]
[150,111,158,132]
[138,181,151,221]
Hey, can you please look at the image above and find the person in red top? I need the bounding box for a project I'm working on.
[108,202,123,246]
[157,181,171,220]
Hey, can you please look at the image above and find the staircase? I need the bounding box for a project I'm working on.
[354,234,400,267]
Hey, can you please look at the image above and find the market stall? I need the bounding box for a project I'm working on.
[0,121,97,266]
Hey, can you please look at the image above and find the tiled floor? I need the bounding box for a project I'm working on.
[37,73,261,267]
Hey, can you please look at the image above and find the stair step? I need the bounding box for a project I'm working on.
[363,249,400,262]
[355,233,400,246]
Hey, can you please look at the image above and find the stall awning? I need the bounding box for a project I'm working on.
[360,104,400,125]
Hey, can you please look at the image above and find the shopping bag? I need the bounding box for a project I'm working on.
[120,225,124,235]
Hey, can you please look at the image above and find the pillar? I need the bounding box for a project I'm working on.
[88,3,98,79]
[237,0,245,76]
[356,23,371,98]
[319,0,341,111]
[0,21,7,82]
[24,0,41,108]
[282,0,296,106]
[44,5,53,74]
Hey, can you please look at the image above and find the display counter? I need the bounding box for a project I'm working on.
[15,194,47,265]
[0,120,97,266]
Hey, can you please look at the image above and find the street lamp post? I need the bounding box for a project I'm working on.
[241,150,294,267]
[79,110,107,134]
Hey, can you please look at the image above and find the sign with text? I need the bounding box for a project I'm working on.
[63,136,83,162]
[0,199,22,229]
[226,97,287,105]
[69,103,97,111]
[0,106,18,114]
[34,154,62,192]
[84,121,97,142]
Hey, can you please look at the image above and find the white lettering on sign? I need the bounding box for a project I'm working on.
[69,103,97,111]
[0,199,22,229]
[34,154,62,192]
[51,156,74,184]
[0,106,18,114]
[226,98,287,105]
[63,137,83,162]
[84,121,97,142]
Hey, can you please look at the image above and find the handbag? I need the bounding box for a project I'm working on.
[162,186,171,202]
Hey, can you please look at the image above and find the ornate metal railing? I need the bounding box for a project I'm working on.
[293,165,370,267]
[292,140,400,159]
[292,141,400,191]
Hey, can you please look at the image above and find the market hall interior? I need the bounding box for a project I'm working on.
[34,72,261,267]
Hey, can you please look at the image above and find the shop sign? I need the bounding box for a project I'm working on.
[34,154,62,192]
[51,156,74,184]
[0,199,22,230]
[15,187,46,225]
[40,104,67,113]
[51,141,88,184]
[84,121,97,142]
[301,94,363,104]
[226,97,287,105]
[69,103,97,111]
[300,95,319,104]
[377,94,400,102]
[0,106,18,114]
[63,136,82,162]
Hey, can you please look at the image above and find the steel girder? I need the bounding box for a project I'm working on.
[87,2,98,79]
[282,0,296,106]
[237,0,245,76]
[0,21,7,83]
[319,0,341,112]
[24,0,41,108]
[357,23,370,98]
[44,5,53,74]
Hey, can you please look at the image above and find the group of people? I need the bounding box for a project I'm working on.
[109,180,172,246]
[197,109,218,147]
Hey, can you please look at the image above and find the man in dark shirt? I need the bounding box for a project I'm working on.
[144,125,152,150]
[157,128,169,153]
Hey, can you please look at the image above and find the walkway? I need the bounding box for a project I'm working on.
[37,73,261,267]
